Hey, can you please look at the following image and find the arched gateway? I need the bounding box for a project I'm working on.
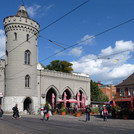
[39,69,91,111]
[0,4,90,113]
[46,87,57,109]
[24,97,32,114]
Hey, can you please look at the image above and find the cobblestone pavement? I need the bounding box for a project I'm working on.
[22,113,134,130]
[0,114,134,134]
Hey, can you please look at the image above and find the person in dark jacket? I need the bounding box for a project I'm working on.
[86,105,91,121]
[12,104,20,119]
[42,105,48,121]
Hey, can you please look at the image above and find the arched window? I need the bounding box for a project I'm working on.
[25,75,30,87]
[25,50,30,64]
[26,34,29,41]
[14,32,17,40]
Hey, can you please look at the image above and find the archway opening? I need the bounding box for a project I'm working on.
[46,88,57,109]
[24,97,32,114]
[62,89,71,108]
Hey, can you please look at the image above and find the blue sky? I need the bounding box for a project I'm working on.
[1,0,134,85]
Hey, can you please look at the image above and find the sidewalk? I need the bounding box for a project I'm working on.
[4,113,134,130]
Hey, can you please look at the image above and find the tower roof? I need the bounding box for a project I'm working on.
[16,4,29,18]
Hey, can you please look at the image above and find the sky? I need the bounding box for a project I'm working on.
[1,0,134,85]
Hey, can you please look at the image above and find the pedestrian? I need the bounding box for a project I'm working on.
[0,105,3,119]
[86,105,91,121]
[42,105,48,121]
[12,104,20,119]
[99,105,103,117]
[102,106,108,121]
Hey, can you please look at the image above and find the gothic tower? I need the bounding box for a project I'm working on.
[3,5,40,113]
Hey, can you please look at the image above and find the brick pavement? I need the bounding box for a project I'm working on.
[1,113,134,134]
[3,113,134,130]
[19,113,134,130]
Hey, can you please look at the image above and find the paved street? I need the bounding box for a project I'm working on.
[0,114,134,134]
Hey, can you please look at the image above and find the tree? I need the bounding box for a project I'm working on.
[90,80,109,102]
[46,60,73,73]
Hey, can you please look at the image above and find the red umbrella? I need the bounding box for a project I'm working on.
[77,91,80,108]
[84,95,86,107]
[67,99,77,103]
[113,98,116,107]
[52,93,55,109]
[64,92,67,107]
[82,94,85,108]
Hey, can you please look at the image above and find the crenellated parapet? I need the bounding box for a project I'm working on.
[4,16,39,35]
[38,69,90,82]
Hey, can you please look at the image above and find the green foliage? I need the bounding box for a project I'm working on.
[45,101,50,110]
[46,60,73,73]
[91,107,99,113]
[112,105,121,112]
[60,109,66,112]
[90,80,109,102]
[60,103,66,113]
[97,93,109,102]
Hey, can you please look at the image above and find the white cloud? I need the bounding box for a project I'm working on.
[69,47,82,57]
[100,40,134,57]
[45,4,54,11]
[0,30,5,58]
[72,40,134,84]
[68,34,95,57]
[80,34,95,45]
[26,4,41,17]
[26,4,54,18]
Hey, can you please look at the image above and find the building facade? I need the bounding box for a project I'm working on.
[0,59,5,105]
[116,73,134,98]
[0,5,90,113]
[97,81,116,101]
[113,73,134,110]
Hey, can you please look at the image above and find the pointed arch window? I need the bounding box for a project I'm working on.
[14,32,17,40]
[25,50,30,65]
[26,34,29,41]
[25,75,30,87]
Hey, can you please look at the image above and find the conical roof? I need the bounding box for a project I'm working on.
[16,4,29,18]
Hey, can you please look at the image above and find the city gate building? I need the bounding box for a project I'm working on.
[0,5,90,113]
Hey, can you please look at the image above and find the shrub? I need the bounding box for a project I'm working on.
[91,107,99,113]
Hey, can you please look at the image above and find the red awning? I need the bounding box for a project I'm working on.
[115,98,131,102]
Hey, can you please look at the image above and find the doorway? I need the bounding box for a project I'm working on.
[24,97,32,114]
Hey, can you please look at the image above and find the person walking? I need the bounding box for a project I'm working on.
[42,105,48,121]
[99,106,103,117]
[12,104,20,119]
[0,105,3,119]
[103,106,108,121]
[86,105,91,121]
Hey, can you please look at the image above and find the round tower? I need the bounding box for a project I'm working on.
[3,5,40,113]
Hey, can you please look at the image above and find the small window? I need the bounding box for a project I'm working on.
[6,50,8,57]
[26,34,29,41]
[25,50,30,65]
[112,92,114,97]
[128,88,133,96]
[25,75,30,87]
[14,32,17,40]
[6,35,8,43]
[120,88,125,96]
